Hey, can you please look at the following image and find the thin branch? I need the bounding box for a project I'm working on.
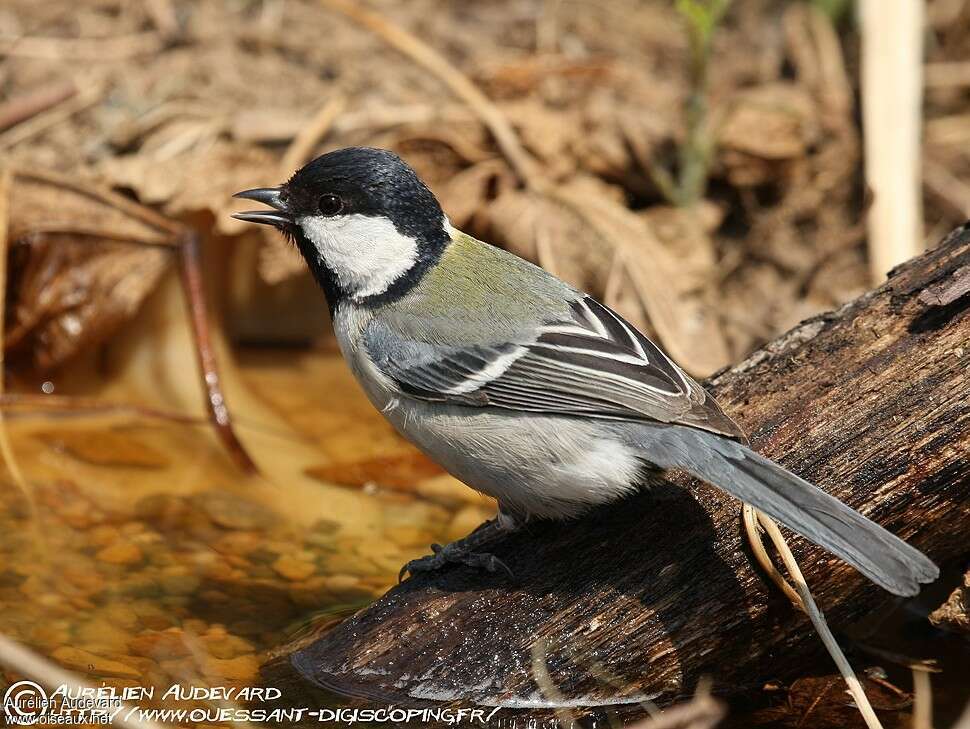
[12,168,182,235]
[176,231,258,474]
[0,393,202,424]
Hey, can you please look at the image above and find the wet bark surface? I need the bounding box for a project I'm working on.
[264,224,970,727]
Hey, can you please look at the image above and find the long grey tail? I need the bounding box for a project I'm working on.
[637,425,939,596]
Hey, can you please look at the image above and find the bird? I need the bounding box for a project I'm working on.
[233,146,939,597]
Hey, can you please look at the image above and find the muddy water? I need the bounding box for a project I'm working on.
[0,346,495,719]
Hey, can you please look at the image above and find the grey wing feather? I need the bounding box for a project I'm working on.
[365,295,743,439]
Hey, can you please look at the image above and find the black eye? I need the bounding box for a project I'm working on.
[318,193,344,216]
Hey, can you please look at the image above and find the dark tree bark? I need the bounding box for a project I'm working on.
[265,224,970,726]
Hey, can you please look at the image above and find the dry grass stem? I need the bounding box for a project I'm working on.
[279,94,347,175]
[627,680,725,729]
[860,0,924,281]
[748,508,886,729]
[742,505,803,607]
[911,668,934,729]
[529,638,577,728]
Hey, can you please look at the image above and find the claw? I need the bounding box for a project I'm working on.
[485,554,514,578]
[397,541,513,582]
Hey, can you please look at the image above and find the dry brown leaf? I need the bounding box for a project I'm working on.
[485,186,608,294]
[719,83,819,161]
[436,159,515,229]
[501,98,582,177]
[3,169,178,370]
[100,141,278,237]
[930,570,970,635]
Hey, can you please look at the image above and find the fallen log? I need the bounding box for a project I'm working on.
[265,224,970,724]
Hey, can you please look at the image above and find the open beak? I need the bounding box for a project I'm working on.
[231,187,292,227]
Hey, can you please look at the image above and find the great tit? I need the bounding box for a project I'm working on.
[234,146,938,596]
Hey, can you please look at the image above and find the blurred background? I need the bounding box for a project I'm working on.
[0,0,968,727]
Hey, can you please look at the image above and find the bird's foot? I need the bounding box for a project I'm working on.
[399,541,513,582]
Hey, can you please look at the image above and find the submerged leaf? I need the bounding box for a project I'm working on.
[34,427,170,469]
[305,452,444,491]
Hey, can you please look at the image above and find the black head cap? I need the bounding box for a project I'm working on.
[234,147,451,307]
[286,147,446,242]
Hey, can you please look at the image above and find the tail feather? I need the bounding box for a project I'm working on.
[636,425,939,596]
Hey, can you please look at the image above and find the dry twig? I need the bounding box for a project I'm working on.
[0,80,105,150]
[0,81,77,132]
[177,231,258,474]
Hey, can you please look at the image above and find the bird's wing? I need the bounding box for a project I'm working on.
[364,295,744,439]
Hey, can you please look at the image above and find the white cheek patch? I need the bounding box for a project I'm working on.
[298,214,419,298]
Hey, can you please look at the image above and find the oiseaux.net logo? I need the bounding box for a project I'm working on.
[2,680,118,725]
[3,681,53,725]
